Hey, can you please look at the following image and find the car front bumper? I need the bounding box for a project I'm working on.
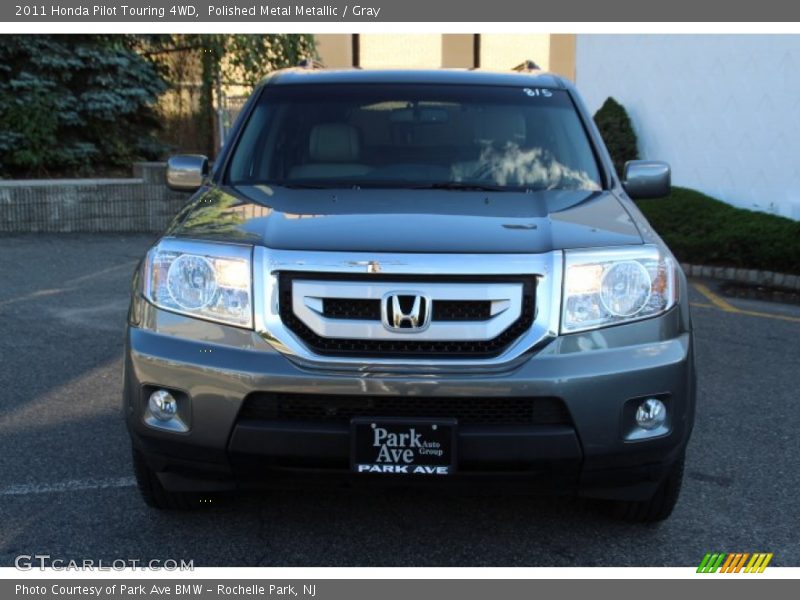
[124,302,695,501]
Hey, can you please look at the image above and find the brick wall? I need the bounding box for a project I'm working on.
[0,163,191,233]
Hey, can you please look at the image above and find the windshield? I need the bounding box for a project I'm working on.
[227,83,603,192]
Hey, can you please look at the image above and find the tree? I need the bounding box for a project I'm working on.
[593,97,639,179]
[144,35,316,157]
[0,35,167,177]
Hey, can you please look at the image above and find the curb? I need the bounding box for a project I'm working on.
[681,263,800,291]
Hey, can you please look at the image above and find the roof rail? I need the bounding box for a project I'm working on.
[512,60,541,72]
[296,57,326,69]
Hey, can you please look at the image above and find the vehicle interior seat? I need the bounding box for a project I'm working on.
[289,123,372,180]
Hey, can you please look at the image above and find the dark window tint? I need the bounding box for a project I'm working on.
[228,84,602,191]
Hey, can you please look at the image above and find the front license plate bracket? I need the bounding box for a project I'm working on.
[350,417,457,475]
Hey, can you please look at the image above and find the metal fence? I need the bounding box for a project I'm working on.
[218,93,250,148]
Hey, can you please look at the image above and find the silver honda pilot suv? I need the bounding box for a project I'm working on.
[125,68,695,522]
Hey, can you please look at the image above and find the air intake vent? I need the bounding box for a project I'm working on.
[239,393,572,427]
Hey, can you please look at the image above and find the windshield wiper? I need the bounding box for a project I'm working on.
[416,182,512,192]
[268,181,517,192]
[274,182,346,189]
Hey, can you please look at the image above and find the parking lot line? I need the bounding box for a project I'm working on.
[692,282,800,324]
[735,307,800,323]
[693,283,739,312]
[690,302,714,309]
[0,477,135,496]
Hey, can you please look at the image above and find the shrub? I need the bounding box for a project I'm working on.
[593,97,639,178]
[0,35,167,177]
[637,187,800,276]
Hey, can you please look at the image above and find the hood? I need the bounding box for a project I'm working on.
[167,185,643,253]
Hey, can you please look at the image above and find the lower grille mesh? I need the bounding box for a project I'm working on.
[239,393,572,426]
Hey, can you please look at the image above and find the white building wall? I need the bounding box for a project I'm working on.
[575,35,800,220]
[359,34,442,68]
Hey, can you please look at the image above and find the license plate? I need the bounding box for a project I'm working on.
[351,418,456,476]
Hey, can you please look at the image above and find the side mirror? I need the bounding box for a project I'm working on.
[622,160,671,199]
[166,155,209,192]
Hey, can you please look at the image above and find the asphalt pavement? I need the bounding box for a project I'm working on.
[0,234,798,567]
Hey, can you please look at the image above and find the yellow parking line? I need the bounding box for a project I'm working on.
[693,283,739,312]
[690,302,714,309]
[692,283,800,324]
[736,307,800,324]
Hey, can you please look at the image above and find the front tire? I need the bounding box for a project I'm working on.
[611,455,685,523]
[132,447,203,510]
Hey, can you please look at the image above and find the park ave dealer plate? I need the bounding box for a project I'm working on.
[351,418,456,475]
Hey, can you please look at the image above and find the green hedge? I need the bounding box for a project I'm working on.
[637,187,800,275]
[593,97,639,178]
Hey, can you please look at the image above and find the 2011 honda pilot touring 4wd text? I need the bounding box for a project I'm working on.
[125,68,696,522]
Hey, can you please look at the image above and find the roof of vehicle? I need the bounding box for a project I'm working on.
[263,68,567,89]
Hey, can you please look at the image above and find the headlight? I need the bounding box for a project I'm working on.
[561,245,677,333]
[144,239,253,328]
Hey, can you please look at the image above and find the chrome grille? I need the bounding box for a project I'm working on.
[252,247,563,369]
[279,272,535,358]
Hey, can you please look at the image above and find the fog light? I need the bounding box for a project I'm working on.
[148,390,178,421]
[635,398,667,430]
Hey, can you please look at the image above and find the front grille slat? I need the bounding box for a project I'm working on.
[280,273,535,359]
[239,393,572,426]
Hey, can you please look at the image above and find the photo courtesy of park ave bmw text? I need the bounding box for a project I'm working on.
[0,0,799,595]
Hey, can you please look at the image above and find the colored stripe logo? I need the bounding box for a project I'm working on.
[697,552,773,573]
